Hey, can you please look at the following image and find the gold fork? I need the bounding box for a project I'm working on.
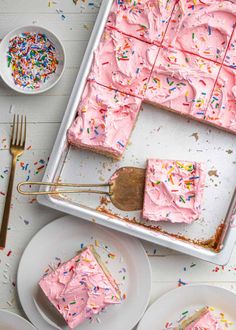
[0,114,26,249]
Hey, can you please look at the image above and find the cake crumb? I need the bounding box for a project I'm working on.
[208,170,219,177]
[190,132,199,141]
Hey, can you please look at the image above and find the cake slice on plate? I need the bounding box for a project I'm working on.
[143,159,206,224]
[177,306,223,330]
[39,244,121,329]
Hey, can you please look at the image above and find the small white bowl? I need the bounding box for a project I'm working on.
[0,25,65,94]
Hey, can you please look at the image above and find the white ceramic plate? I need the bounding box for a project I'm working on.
[138,284,236,330]
[17,215,151,330]
[0,309,36,330]
[0,25,65,94]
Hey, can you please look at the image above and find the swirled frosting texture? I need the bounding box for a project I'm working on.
[89,27,159,97]
[68,1,236,160]
[164,0,236,63]
[67,81,141,159]
[107,0,176,44]
[184,309,223,330]
[206,66,236,133]
[143,159,206,224]
[224,27,236,68]
[39,246,121,329]
[145,46,221,119]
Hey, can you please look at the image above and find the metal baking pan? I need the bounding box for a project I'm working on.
[38,0,236,265]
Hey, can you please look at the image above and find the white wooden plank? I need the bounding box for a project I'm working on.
[0,123,60,150]
[0,203,63,310]
[150,282,236,304]
[0,13,97,41]
[0,150,51,204]
[0,0,101,14]
[0,96,69,123]
[150,248,236,282]
[0,68,78,96]
[63,40,89,67]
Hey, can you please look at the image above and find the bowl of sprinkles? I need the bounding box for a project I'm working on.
[0,25,65,94]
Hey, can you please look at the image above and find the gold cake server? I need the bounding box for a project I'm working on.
[17,167,146,211]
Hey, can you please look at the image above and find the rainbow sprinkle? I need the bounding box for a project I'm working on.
[7,32,58,89]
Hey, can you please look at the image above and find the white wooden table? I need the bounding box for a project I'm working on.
[0,0,236,328]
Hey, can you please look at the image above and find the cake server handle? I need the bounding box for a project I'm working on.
[17,181,112,196]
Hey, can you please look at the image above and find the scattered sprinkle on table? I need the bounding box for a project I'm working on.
[7,32,58,90]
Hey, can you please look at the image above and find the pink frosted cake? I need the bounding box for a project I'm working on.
[89,27,159,98]
[107,0,176,45]
[67,81,141,159]
[224,27,236,68]
[177,307,223,330]
[145,46,221,119]
[68,0,236,159]
[164,0,236,63]
[143,159,206,224]
[205,66,236,133]
[39,245,121,329]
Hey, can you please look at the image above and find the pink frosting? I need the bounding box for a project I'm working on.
[143,159,206,224]
[206,66,236,133]
[107,0,176,45]
[89,27,159,97]
[145,46,221,119]
[224,27,236,68]
[164,0,236,63]
[39,246,121,329]
[67,81,141,159]
[67,1,236,160]
[185,310,223,330]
